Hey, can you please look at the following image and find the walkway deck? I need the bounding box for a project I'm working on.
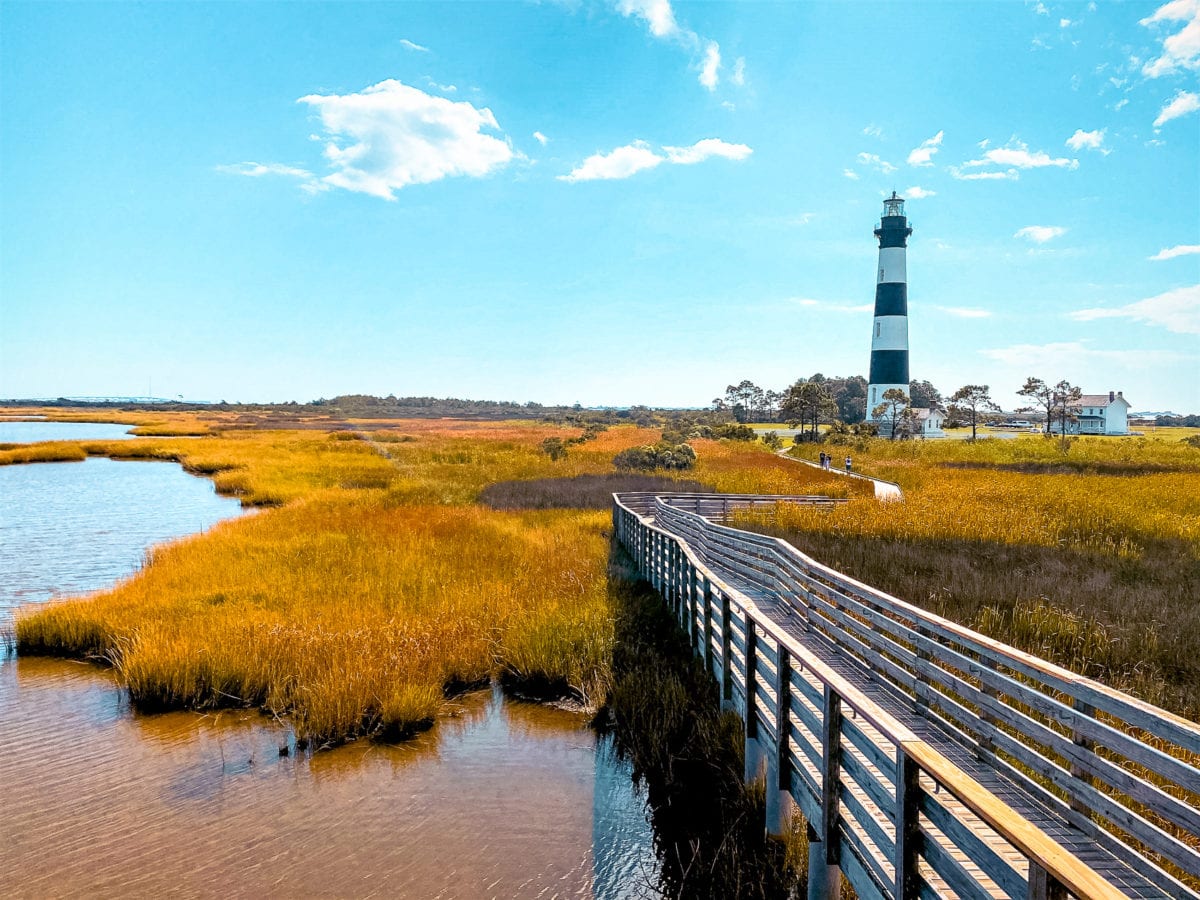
[613,493,1200,900]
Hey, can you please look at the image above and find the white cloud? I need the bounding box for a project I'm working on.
[950,167,1020,181]
[904,186,937,199]
[862,124,884,138]
[1113,98,1130,111]
[788,298,872,314]
[731,57,746,86]
[936,306,993,318]
[617,0,679,38]
[963,140,1078,171]
[216,161,314,179]
[533,131,549,146]
[615,0,727,90]
[1070,284,1200,334]
[422,77,458,94]
[663,138,752,164]
[1149,243,1200,260]
[559,141,664,182]
[1015,225,1067,243]
[982,340,1192,368]
[906,130,944,166]
[1060,18,1073,27]
[843,168,860,180]
[978,138,990,149]
[560,137,751,182]
[856,152,897,174]
[297,79,513,200]
[1065,128,1106,150]
[699,41,721,90]
[1140,0,1200,77]
[399,38,430,52]
[1153,90,1200,127]
[1034,1,1049,14]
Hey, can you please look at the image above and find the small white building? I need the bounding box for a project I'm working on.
[912,407,945,438]
[1050,391,1131,435]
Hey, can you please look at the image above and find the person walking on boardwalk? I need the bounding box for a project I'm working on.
[845,455,852,473]
[819,451,827,469]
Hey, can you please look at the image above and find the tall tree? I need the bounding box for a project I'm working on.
[825,375,868,423]
[949,384,1000,440]
[1050,380,1082,436]
[724,380,760,423]
[908,379,943,409]
[872,388,911,440]
[1017,377,1055,436]
[782,379,837,439]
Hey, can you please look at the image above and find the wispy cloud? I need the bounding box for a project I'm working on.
[904,186,937,199]
[950,167,1019,181]
[662,138,752,164]
[843,168,860,180]
[699,41,721,90]
[216,161,314,180]
[1149,243,1200,260]
[936,305,993,318]
[399,38,430,53]
[786,297,873,314]
[560,137,751,182]
[533,131,549,146]
[1069,284,1200,334]
[962,139,1078,172]
[856,152,897,174]
[295,79,514,200]
[1140,0,1200,78]
[1065,128,1107,151]
[862,124,884,138]
[615,0,729,90]
[1153,89,1200,127]
[982,340,1193,368]
[1015,225,1067,243]
[906,130,944,166]
[731,57,746,86]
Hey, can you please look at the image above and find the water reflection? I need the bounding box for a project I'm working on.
[0,457,244,624]
[0,663,658,898]
[0,421,134,443]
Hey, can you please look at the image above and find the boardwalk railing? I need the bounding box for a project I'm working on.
[613,493,1200,900]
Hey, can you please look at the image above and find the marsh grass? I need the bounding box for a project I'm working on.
[0,443,88,465]
[11,413,860,747]
[755,436,1200,718]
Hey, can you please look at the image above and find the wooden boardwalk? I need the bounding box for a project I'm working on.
[612,492,1200,900]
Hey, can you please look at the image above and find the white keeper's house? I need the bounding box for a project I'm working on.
[911,407,945,438]
[1049,390,1131,435]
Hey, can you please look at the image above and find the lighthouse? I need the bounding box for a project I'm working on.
[867,191,912,425]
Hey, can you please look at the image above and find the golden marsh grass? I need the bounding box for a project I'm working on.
[12,412,853,745]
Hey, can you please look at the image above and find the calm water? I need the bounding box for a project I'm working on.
[0,454,658,897]
[0,420,135,443]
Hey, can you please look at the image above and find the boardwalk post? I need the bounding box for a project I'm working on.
[744,618,766,785]
[1069,697,1097,818]
[766,647,796,837]
[1028,862,1067,900]
[895,751,921,900]
[809,685,843,899]
[721,590,734,712]
[703,578,714,671]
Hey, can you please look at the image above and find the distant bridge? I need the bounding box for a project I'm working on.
[613,492,1200,900]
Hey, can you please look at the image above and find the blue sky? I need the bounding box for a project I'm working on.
[2,1,1197,412]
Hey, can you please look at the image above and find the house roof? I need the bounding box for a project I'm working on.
[1071,394,1130,408]
[912,408,941,420]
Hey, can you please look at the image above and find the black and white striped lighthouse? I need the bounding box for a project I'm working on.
[867,191,912,423]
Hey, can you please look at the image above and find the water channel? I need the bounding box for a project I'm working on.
[0,423,658,897]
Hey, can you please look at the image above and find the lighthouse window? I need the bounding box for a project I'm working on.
[875,323,880,337]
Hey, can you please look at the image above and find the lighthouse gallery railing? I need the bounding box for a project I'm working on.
[613,492,1200,900]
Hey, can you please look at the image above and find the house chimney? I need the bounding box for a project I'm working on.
[1117,391,1123,398]
[1109,390,1115,402]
